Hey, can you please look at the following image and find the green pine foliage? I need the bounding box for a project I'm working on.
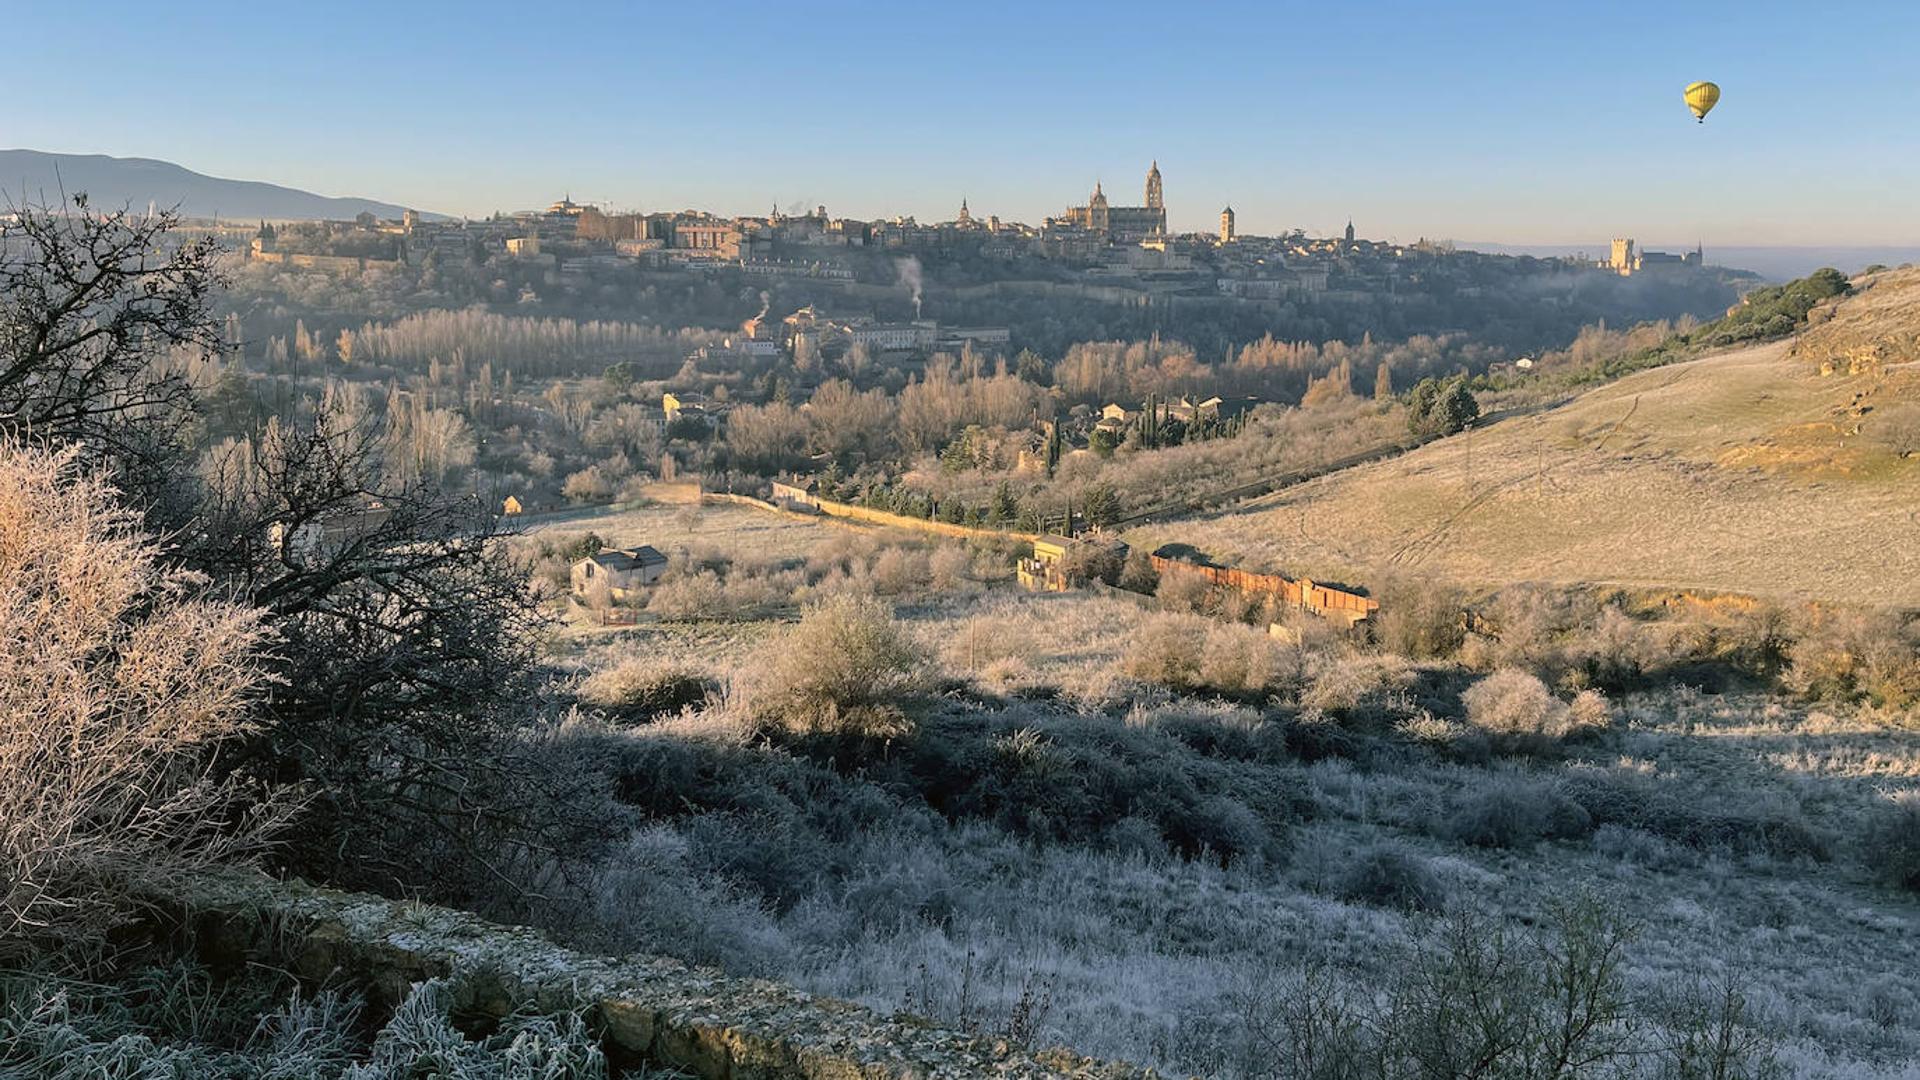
[1577,268,1852,383]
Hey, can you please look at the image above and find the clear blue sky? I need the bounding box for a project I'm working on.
[11,0,1917,245]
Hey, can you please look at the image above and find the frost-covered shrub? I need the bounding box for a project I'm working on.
[1301,652,1411,715]
[928,545,973,591]
[0,964,649,1080]
[1336,845,1448,913]
[1460,669,1609,746]
[575,826,788,974]
[1198,624,1293,697]
[1866,790,1920,893]
[1372,577,1468,660]
[1462,669,1568,737]
[733,593,923,736]
[0,445,288,955]
[870,546,931,595]
[645,569,729,620]
[1155,571,1216,615]
[1123,615,1289,697]
[1123,614,1207,690]
[1567,688,1613,731]
[1561,765,1830,861]
[348,979,609,1079]
[1564,606,1653,691]
[1443,775,1593,849]
[1783,610,1920,710]
[578,658,715,723]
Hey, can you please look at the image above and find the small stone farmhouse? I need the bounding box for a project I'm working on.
[571,545,668,601]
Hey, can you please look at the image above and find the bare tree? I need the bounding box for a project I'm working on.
[0,195,223,481]
[193,402,613,898]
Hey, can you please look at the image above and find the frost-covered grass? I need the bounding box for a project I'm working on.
[540,593,1920,1077]
[0,962,682,1079]
[762,693,1920,1076]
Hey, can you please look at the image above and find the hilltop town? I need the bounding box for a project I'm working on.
[225,160,1747,360]
[187,158,1759,534]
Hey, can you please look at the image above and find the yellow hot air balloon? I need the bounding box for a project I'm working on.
[1684,81,1720,123]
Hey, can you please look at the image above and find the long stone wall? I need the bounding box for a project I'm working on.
[153,873,1158,1079]
[1150,552,1378,625]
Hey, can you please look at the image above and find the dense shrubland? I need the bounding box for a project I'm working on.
[526,560,1920,1073]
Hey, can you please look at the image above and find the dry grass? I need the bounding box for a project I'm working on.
[524,499,843,567]
[1134,330,1920,604]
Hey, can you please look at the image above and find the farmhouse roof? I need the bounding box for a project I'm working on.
[583,545,668,571]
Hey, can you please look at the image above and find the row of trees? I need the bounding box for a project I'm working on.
[343,307,718,378]
[1050,332,1507,409]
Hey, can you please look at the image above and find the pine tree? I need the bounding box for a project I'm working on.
[988,481,1019,526]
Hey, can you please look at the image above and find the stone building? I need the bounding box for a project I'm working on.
[1057,162,1167,242]
[571,546,668,602]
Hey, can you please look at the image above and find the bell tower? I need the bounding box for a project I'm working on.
[1145,160,1164,210]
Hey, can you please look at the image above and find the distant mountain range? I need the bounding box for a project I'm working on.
[0,149,445,222]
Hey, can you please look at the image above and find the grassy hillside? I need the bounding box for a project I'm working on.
[1134,268,1920,606]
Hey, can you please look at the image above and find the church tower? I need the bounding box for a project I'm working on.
[1219,206,1235,245]
[1344,219,1356,244]
[1145,160,1166,236]
[1088,181,1110,233]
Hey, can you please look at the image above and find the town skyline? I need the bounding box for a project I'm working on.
[12,0,1919,247]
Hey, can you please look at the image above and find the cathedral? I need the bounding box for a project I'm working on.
[1059,162,1167,241]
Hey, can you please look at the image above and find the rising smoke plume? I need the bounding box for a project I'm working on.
[895,256,924,319]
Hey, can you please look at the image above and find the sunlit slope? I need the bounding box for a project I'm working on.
[1136,270,1920,605]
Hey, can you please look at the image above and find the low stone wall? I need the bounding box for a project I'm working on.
[153,873,1157,1079]
[704,491,786,514]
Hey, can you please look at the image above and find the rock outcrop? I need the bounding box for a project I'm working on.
[153,873,1161,1079]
